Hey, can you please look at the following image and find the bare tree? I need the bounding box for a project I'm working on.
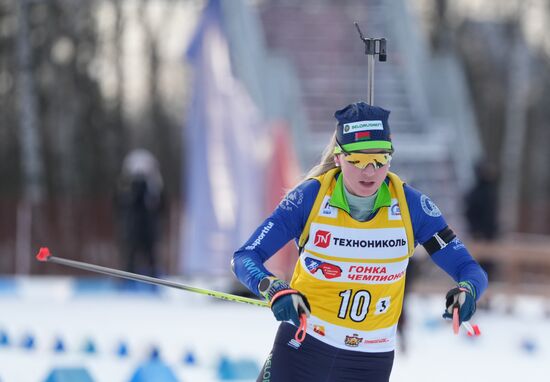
[15,0,44,274]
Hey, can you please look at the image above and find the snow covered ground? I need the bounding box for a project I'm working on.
[0,277,549,382]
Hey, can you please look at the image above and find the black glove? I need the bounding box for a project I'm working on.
[258,276,311,326]
[443,281,476,324]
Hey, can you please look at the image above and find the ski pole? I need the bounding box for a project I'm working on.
[452,306,481,336]
[462,321,481,336]
[36,247,310,342]
[35,247,269,308]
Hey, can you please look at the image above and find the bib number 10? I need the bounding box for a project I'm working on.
[338,289,371,322]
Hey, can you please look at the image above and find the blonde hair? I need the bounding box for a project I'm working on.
[303,132,339,180]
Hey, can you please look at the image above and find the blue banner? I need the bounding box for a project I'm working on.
[182,0,268,276]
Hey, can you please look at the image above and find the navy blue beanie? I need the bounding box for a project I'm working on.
[334,102,392,152]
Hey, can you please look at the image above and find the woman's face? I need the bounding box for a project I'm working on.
[334,150,391,197]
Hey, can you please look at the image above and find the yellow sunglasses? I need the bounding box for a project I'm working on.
[334,142,392,169]
[342,152,392,169]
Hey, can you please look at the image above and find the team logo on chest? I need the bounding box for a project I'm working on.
[313,230,332,248]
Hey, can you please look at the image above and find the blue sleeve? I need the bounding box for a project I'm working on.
[405,185,489,299]
[231,179,320,296]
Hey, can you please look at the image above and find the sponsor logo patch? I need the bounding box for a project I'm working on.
[343,120,384,134]
[260,353,273,382]
[344,334,363,347]
[307,224,408,260]
[332,237,406,248]
[287,339,301,350]
[420,194,442,217]
[279,189,304,211]
[451,237,465,250]
[304,257,342,279]
[313,325,325,336]
[364,338,389,344]
[245,222,274,251]
[388,198,401,221]
[319,196,338,218]
[313,230,332,248]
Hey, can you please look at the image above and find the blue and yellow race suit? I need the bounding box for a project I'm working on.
[232,170,488,353]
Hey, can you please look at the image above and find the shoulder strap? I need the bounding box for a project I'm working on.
[297,168,340,249]
[386,172,415,256]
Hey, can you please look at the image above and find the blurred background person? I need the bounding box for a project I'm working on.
[465,161,499,241]
[464,161,499,287]
[115,149,165,278]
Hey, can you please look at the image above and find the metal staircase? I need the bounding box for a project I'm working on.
[256,0,477,231]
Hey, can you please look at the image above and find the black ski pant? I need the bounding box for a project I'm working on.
[257,323,394,382]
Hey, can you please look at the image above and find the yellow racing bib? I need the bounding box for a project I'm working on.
[290,171,414,352]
